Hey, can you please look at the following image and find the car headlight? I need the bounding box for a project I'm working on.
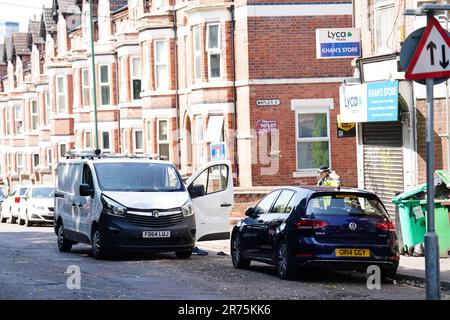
[32,204,45,210]
[181,200,194,217]
[101,195,126,216]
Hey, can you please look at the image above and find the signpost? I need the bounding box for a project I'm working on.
[403,4,450,300]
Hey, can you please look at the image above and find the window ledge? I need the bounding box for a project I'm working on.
[293,171,318,178]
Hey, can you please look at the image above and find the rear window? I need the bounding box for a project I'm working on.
[32,187,54,198]
[306,194,387,217]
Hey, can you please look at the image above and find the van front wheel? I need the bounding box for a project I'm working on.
[57,223,73,253]
[92,228,109,260]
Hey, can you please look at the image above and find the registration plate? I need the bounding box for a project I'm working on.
[142,231,171,238]
[335,248,370,257]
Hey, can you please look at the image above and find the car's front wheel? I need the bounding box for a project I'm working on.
[231,232,251,269]
[277,239,296,280]
[91,227,109,260]
[57,223,73,253]
[0,210,6,223]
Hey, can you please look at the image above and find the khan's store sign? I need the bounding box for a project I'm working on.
[316,28,361,59]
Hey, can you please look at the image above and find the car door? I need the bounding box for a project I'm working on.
[78,164,94,238]
[240,189,282,259]
[186,160,233,242]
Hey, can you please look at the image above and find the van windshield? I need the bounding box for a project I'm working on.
[306,193,388,217]
[94,163,184,192]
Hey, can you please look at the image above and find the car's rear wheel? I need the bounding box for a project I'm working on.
[57,223,73,253]
[0,210,6,223]
[92,227,109,260]
[175,250,192,259]
[277,239,296,280]
[231,232,251,269]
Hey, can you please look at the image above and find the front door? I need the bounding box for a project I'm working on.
[186,161,233,242]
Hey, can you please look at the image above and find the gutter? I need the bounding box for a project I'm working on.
[174,9,181,164]
[229,4,239,186]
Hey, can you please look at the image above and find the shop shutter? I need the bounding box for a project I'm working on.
[362,121,404,217]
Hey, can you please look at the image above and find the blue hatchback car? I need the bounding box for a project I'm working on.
[231,186,399,280]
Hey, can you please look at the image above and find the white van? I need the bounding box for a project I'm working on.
[54,155,233,259]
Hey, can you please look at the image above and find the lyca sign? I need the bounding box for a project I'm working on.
[316,28,361,59]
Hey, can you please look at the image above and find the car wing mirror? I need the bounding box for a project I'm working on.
[80,184,95,197]
[188,184,205,199]
[245,207,257,217]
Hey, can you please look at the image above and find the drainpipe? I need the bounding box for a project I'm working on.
[115,55,121,153]
[229,4,239,186]
[174,9,181,165]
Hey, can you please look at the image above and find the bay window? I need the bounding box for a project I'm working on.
[56,76,67,113]
[100,65,111,105]
[207,23,221,79]
[154,40,168,90]
[31,100,38,131]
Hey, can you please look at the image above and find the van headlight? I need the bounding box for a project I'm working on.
[101,195,126,216]
[181,200,194,217]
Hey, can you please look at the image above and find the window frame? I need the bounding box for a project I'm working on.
[270,189,296,214]
[47,148,52,168]
[31,99,38,131]
[84,131,92,149]
[154,40,169,90]
[5,106,10,135]
[255,190,282,215]
[14,104,23,134]
[32,153,40,168]
[101,131,111,153]
[133,128,144,154]
[59,144,67,159]
[16,153,23,176]
[131,56,141,100]
[206,23,222,80]
[99,64,111,106]
[56,75,67,113]
[295,109,331,172]
[374,0,395,54]
[45,92,51,125]
[157,118,169,160]
[82,68,90,107]
[146,119,152,151]
[193,26,202,81]
[141,42,149,91]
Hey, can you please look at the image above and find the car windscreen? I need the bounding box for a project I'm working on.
[306,193,388,217]
[94,163,184,192]
[18,188,28,196]
[32,187,55,198]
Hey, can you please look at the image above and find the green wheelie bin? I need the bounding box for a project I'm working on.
[392,184,427,254]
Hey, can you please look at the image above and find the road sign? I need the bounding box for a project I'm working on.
[406,17,450,81]
[210,142,226,161]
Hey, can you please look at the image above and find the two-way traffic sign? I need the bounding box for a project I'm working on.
[405,17,450,81]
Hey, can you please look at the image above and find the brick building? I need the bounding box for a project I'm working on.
[0,0,358,219]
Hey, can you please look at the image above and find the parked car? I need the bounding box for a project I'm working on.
[231,186,399,280]
[18,185,55,226]
[54,155,233,260]
[0,185,31,224]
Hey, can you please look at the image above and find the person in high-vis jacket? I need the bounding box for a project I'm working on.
[317,166,341,188]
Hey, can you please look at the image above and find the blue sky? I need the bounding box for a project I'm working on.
[0,0,53,32]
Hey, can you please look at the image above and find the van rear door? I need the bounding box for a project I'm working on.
[186,161,233,241]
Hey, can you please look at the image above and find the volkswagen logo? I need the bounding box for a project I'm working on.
[151,210,160,218]
[349,222,357,231]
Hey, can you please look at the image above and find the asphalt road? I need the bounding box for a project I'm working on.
[0,223,446,300]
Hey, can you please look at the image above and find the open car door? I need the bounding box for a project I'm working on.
[186,160,234,241]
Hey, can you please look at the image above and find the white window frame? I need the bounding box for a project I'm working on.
[47,148,52,168]
[7,153,11,173]
[142,42,149,91]
[122,129,128,153]
[195,115,204,167]
[146,120,152,151]
[119,57,127,103]
[193,26,202,81]
[374,0,395,54]
[59,144,67,159]
[32,153,40,168]
[45,92,51,125]
[82,68,90,107]
[133,128,144,154]
[157,119,169,160]
[131,56,141,100]
[31,99,38,131]
[101,131,111,153]
[16,153,23,176]
[206,115,224,143]
[154,40,168,90]
[14,104,23,134]
[295,109,331,173]
[99,64,111,106]
[5,107,10,135]
[84,131,92,149]
[56,76,67,113]
[206,23,222,80]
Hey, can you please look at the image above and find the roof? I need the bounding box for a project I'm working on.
[54,0,81,15]
[41,7,57,35]
[27,20,44,46]
[111,0,129,12]
[12,33,30,55]
[268,185,376,196]
[4,37,13,61]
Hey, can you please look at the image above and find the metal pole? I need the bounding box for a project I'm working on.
[89,0,99,150]
[425,11,441,296]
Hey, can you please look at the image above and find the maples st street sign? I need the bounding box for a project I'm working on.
[405,17,450,81]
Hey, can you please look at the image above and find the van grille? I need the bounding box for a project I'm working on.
[124,211,183,228]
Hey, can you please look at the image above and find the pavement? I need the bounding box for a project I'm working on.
[196,240,450,290]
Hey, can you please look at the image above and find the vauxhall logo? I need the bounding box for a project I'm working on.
[328,31,353,41]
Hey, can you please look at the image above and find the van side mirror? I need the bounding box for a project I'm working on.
[188,184,205,199]
[245,207,256,217]
[80,184,94,197]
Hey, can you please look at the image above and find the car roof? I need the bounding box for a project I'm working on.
[60,158,174,165]
[271,185,376,196]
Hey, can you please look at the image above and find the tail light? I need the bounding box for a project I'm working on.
[376,220,395,232]
[14,197,20,204]
[295,218,329,229]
